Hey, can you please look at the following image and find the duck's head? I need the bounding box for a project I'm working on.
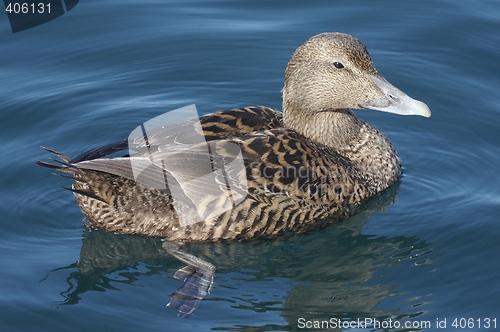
[282,32,431,119]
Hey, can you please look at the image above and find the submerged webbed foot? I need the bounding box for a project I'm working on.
[163,242,216,318]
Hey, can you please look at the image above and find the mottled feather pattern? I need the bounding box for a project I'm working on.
[36,33,429,244]
[40,105,399,243]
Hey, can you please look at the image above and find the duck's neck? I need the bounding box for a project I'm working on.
[282,107,402,193]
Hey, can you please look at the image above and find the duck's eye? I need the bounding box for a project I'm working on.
[333,62,344,69]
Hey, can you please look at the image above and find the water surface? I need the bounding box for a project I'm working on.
[1,1,499,331]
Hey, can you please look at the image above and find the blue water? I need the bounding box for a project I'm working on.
[1,1,499,331]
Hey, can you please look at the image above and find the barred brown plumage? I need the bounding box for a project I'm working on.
[37,33,430,244]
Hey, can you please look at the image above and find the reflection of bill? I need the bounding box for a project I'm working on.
[128,105,248,227]
[4,0,79,33]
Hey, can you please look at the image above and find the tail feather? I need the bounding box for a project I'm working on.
[36,148,78,173]
[62,187,107,203]
[35,159,65,170]
[36,159,75,174]
[53,172,87,183]
[40,146,72,162]
[38,147,110,203]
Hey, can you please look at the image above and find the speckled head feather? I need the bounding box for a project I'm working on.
[283,33,390,121]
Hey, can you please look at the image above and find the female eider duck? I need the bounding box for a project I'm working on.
[38,32,430,244]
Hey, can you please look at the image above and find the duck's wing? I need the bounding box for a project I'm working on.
[137,106,282,147]
[67,106,282,164]
[234,129,359,206]
[63,106,281,192]
[53,124,356,210]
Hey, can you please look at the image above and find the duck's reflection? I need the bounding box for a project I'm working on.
[52,182,435,325]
